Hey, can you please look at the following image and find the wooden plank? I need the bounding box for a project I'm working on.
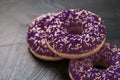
[0,0,120,80]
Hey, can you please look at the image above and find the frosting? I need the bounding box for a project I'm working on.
[47,9,106,54]
[27,13,58,57]
[69,43,120,80]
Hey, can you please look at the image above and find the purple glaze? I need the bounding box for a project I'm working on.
[69,43,120,80]
[27,13,59,57]
[46,9,106,54]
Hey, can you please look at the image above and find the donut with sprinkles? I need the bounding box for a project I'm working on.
[46,9,106,59]
[69,43,120,80]
[27,13,63,61]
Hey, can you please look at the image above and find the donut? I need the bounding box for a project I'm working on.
[46,9,106,59]
[69,43,120,80]
[27,13,63,61]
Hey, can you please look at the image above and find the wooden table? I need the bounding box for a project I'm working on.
[0,0,120,80]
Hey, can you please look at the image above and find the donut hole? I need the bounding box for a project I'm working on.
[93,62,110,69]
[67,26,83,35]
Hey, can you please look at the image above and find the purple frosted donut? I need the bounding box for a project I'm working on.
[46,9,106,59]
[27,13,63,61]
[69,43,120,80]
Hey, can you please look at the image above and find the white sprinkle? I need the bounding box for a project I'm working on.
[41,39,46,45]
[109,70,114,74]
[115,61,119,64]
[35,33,39,37]
[86,34,89,38]
[36,46,40,51]
[38,41,40,43]
[32,27,36,31]
[34,40,37,44]
[118,52,120,54]
[116,72,120,76]
[29,37,35,40]
[68,44,72,48]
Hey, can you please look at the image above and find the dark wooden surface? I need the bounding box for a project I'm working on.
[0,0,120,80]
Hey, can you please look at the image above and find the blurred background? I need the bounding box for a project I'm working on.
[0,0,120,80]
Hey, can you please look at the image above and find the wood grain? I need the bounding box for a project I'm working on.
[0,0,120,80]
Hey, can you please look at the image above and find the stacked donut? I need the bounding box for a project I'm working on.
[27,9,120,80]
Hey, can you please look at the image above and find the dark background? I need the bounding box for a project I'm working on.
[0,0,120,80]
